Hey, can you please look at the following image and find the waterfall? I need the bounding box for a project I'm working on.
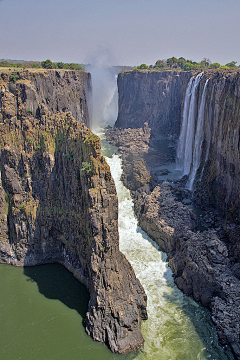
[176,72,209,189]
[183,72,203,175]
[188,79,209,190]
[176,77,194,171]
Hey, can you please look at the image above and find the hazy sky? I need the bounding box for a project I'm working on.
[0,0,239,66]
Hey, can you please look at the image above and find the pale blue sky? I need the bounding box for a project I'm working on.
[0,0,239,66]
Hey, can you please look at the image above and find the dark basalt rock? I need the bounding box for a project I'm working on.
[0,70,147,354]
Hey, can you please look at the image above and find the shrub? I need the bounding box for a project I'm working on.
[9,73,20,82]
[183,63,195,71]
[81,161,92,173]
[219,65,230,70]
[209,63,220,69]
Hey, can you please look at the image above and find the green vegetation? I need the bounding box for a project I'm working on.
[20,202,26,212]
[132,57,239,72]
[81,161,92,174]
[137,64,149,69]
[41,59,84,70]
[0,59,84,71]
[9,73,20,82]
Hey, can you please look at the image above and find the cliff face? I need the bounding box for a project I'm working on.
[116,70,193,140]
[116,69,240,257]
[0,70,147,354]
[193,72,240,254]
[0,69,91,126]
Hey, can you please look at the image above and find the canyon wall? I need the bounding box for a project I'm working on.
[1,69,91,125]
[116,70,240,253]
[0,69,147,354]
[116,70,193,140]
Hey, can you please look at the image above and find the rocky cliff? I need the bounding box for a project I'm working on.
[107,68,240,358]
[116,69,240,259]
[0,69,147,354]
[116,70,193,140]
[192,71,240,259]
[1,68,91,125]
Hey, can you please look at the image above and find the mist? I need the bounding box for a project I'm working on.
[86,62,118,131]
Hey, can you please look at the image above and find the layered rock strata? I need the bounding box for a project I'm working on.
[106,125,240,359]
[0,70,147,353]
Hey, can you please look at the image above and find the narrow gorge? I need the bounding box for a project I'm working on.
[1,66,240,360]
[107,69,240,359]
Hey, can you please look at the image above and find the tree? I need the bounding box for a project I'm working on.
[167,57,178,68]
[225,61,237,68]
[41,59,55,69]
[137,63,149,69]
[200,58,211,67]
[56,62,65,69]
[177,57,186,69]
[154,60,164,68]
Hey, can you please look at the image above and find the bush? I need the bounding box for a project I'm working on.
[154,60,164,68]
[137,64,148,69]
[41,59,55,69]
[219,65,230,70]
[225,61,237,68]
[9,73,20,82]
[183,63,195,71]
[81,161,92,173]
[209,63,220,69]
[32,62,41,68]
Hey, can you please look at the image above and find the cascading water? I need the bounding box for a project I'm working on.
[188,79,209,190]
[183,72,203,176]
[176,72,212,190]
[176,76,194,172]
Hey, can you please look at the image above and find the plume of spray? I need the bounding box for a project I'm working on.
[85,51,118,132]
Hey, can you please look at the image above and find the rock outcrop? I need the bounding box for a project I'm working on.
[0,70,147,354]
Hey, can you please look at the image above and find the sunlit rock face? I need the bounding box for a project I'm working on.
[0,69,147,354]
